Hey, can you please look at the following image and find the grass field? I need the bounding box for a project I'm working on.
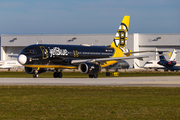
[0,86,180,119]
[0,72,180,119]
[0,71,180,78]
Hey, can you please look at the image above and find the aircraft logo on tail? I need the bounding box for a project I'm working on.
[111,15,130,49]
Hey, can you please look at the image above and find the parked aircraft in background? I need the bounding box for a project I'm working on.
[17,15,158,78]
[143,60,164,71]
[157,50,180,72]
[0,60,22,71]
[143,50,178,71]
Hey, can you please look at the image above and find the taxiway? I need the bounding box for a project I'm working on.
[0,76,180,87]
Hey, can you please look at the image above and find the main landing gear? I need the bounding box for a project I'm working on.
[53,69,63,78]
[89,73,98,78]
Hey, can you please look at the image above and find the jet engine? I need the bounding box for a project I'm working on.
[168,61,176,66]
[78,63,101,74]
[158,61,176,66]
[25,67,47,74]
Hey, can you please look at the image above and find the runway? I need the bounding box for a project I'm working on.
[0,76,180,87]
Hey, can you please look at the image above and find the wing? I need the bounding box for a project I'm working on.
[71,54,162,65]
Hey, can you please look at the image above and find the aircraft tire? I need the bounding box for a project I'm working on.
[93,74,98,78]
[53,72,58,78]
[89,74,98,78]
[33,74,38,78]
[58,72,62,78]
[89,74,94,78]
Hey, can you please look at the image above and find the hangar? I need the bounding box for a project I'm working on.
[0,33,180,68]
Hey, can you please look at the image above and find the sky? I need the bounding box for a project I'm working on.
[0,0,180,34]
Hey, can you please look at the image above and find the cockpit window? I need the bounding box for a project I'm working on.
[30,50,37,54]
[23,49,37,54]
[23,50,30,53]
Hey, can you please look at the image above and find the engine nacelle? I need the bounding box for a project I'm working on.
[78,63,101,74]
[25,67,47,74]
[158,61,176,66]
[168,61,176,66]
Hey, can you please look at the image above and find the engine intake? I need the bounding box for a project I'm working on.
[78,63,101,74]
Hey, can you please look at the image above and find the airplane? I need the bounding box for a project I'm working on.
[157,50,180,72]
[142,49,178,71]
[142,60,164,71]
[17,15,157,78]
[0,60,22,71]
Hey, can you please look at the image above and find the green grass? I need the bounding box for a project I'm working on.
[0,86,180,119]
[0,71,180,78]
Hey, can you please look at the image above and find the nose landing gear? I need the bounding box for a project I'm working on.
[33,74,38,78]
[33,70,39,78]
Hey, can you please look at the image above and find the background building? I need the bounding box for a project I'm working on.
[0,33,180,68]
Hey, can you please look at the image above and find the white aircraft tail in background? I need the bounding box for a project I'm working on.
[169,49,177,61]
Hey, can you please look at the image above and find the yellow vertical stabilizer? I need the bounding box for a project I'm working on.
[110,15,130,48]
[168,52,172,58]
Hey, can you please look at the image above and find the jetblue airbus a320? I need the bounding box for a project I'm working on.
[17,16,151,78]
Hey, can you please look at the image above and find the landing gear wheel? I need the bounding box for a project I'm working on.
[33,74,38,78]
[89,74,98,78]
[93,74,98,78]
[53,72,63,78]
[53,72,58,78]
[58,72,62,78]
[89,74,94,78]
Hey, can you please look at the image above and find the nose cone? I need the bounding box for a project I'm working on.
[18,54,27,65]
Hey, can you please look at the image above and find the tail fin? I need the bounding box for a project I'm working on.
[110,15,130,48]
[169,49,177,61]
[158,51,166,61]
